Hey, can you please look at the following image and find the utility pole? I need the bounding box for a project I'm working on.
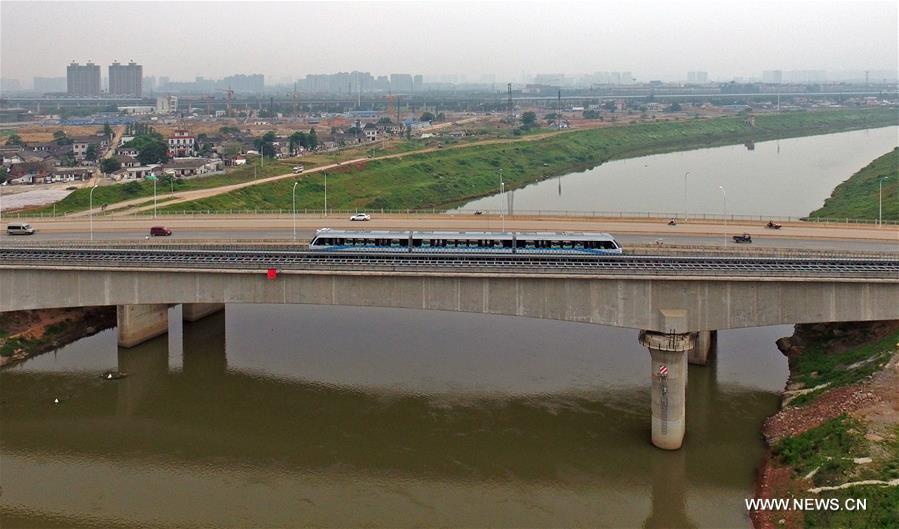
[507,83,512,123]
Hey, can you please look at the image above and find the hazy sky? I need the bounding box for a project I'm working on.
[2,0,896,84]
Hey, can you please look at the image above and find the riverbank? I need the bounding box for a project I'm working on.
[752,321,899,529]
[161,107,897,213]
[0,307,116,368]
[810,148,899,222]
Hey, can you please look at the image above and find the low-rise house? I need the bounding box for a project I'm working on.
[161,158,223,178]
[117,147,140,157]
[124,165,158,180]
[117,155,140,168]
[34,167,93,183]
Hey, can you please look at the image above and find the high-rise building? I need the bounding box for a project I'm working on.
[67,61,101,95]
[687,71,708,83]
[143,76,157,93]
[413,74,423,92]
[109,61,143,96]
[390,73,414,93]
[762,70,783,84]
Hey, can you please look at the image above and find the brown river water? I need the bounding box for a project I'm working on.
[1,304,790,528]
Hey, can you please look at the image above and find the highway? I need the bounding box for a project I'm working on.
[2,246,898,279]
[3,215,898,253]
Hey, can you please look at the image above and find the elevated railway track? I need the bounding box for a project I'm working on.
[1,246,897,279]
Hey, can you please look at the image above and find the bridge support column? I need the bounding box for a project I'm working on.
[182,303,225,322]
[117,304,169,348]
[688,330,717,366]
[640,330,695,450]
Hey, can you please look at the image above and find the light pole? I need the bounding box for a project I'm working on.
[153,176,157,219]
[89,184,98,241]
[682,171,690,221]
[323,172,328,217]
[719,185,727,248]
[879,176,890,226]
[499,168,504,231]
[292,181,299,240]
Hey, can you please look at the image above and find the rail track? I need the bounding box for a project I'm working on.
[1,246,898,279]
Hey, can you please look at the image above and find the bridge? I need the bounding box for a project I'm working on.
[2,245,898,450]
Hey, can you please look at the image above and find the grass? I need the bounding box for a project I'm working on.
[774,414,866,486]
[788,327,899,406]
[26,160,295,215]
[162,107,898,212]
[777,422,899,528]
[810,148,899,221]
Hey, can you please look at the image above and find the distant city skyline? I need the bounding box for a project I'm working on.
[1,1,896,86]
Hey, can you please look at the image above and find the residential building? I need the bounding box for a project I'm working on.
[67,62,101,95]
[686,71,708,83]
[156,95,178,114]
[109,61,143,96]
[390,73,414,93]
[167,130,195,157]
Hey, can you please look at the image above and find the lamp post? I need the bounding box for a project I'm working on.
[153,176,157,219]
[499,168,504,232]
[682,171,690,221]
[879,176,890,226]
[719,185,727,248]
[89,184,98,241]
[292,181,299,240]
[323,172,328,217]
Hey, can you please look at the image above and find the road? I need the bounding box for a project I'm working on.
[2,215,898,253]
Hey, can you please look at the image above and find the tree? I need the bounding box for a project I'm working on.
[377,117,392,125]
[668,102,682,112]
[520,111,537,129]
[544,112,558,122]
[253,131,276,157]
[53,130,72,145]
[137,142,169,165]
[219,126,240,136]
[0,166,8,184]
[85,144,98,161]
[582,110,600,119]
[5,133,24,146]
[307,128,317,150]
[603,101,616,112]
[288,131,307,154]
[420,111,435,122]
[102,123,113,139]
[100,158,121,174]
[436,112,445,122]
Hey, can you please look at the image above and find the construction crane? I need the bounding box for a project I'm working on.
[216,87,234,117]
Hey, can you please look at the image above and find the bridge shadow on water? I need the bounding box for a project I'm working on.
[1,307,785,528]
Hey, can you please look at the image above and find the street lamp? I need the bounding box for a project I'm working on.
[323,172,328,217]
[152,176,157,219]
[682,171,690,221]
[719,185,727,248]
[89,184,99,241]
[500,181,506,232]
[879,176,891,226]
[292,181,299,240]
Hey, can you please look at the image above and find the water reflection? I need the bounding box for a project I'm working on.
[1,305,788,528]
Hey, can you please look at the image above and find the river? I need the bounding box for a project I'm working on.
[457,126,899,217]
[1,304,789,528]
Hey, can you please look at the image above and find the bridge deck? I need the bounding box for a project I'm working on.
[1,246,897,279]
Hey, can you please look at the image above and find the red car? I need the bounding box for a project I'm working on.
[150,226,172,236]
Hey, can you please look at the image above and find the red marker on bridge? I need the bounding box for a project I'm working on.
[267,268,278,280]
[658,365,668,377]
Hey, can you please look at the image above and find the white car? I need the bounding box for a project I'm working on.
[349,213,371,221]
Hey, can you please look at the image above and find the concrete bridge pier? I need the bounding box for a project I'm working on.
[117,304,170,348]
[688,330,717,366]
[182,303,225,322]
[640,329,695,450]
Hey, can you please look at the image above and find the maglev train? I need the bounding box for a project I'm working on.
[309,229,623,255]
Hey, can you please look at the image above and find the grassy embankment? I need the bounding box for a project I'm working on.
[760,323,899,528]
[787,326,899,406]
[810,148,899,222]
[774,416,899,528]
[26,159,298,215]
[161,107,898,213]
